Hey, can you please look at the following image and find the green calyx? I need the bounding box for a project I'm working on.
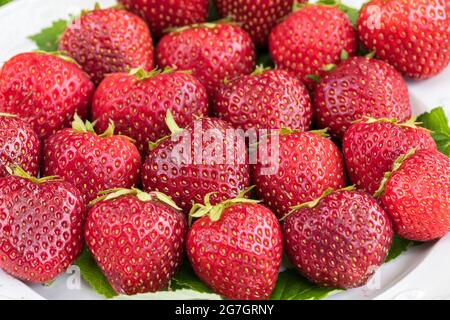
[278,127,329,137]
[374,148,417,198]
[6,166,60,184]
[358,117,423,130]
[81,2,101,16]
[72,114,115,138]
[35,50,80,67]
[148,110,185,151]
[189,186,261,225]
[89,187,182,210]
[129,67,191,81]
[365,51,376,59]
[164,17,237,34]
[251,65,272,76]
[282,186,355,221]
[306,74,321,83]
[293,0,341,12]
[340,49,349,61]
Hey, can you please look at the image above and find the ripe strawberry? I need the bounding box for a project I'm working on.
[156,22,255,99]
[214,0,302,48]
[377,149,450,242]
[343,118,437,195]
[119,0,209,38]
[43,115,141,203]
[358,0,450,80]
[313,56,412,139]
[142,111,250,213]
[252,129,346,218]
[269,4,357,87]
[213,67,312,132]
[85,188,187,295]
[0,114,40,177]
[59,7,154,85]
[187,190,283,300]
[0,52,94,139]
[284,188,393,288]
[92,68,208,154]
[0,167,86,283]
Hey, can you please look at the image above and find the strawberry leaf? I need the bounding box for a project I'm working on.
[418,107,450,156]
[171,260,216,294]
[28,19,68,51]
[386,235,415,263]
[317,0,359,26]
[75,248,118,299]
[0,0,13,6]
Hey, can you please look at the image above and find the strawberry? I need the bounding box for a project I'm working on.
[142,111,250,213]
[59,7,154,85]
[213,67,312,132]
[0,114,40,177]
[313,56,412,139]
[85,188,187,295]
[214,0,301,48]
[119,0,209,38]
[358,0,450,80]
[269,4,357,87]
[283,188,393,288]
[343,118,437,195]
[187,190,283,300]
[0,52,94,139]
[42,115,141,203]
[377,149,450,242]
[252,129,346,218]
[92,68,208,154]
[0,167,86,283]
[156,22,255,99]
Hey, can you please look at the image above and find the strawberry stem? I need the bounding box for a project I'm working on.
[165,110,184,135]
[6,165,60,184]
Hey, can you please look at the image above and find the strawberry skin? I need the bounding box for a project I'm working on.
[142,117,250,213]
[252,131,346,218]
[213,68,312,131]
[214,0,300,48]
[119,0,209,38]
[0,174,86,283]
[0,115,40,177]
[85,193,187,295]
[284,190,393,288]
[156,23,255,99]
[43,121,141,203]
[314,57,412,139]
[269,5,357,86]
[92,70,208,154]
[358,0,450,80]
[59,8,154,85]
[187,203,283,300]
[0,52,94,139]
[380,150,450,242]
[343,120,437,195]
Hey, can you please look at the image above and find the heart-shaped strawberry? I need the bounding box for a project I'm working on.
[0,167,86,283]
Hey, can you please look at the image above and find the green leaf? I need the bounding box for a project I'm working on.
[270,269,340,300]
[75,248,118,299]
[418,107,450,156]
[0,0,12,6]
[28,19,68,52]
[256,52,274,68]
[386,235,415,263]
[171,260,216,295]
[317,0,359,26]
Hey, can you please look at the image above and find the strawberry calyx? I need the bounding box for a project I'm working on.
[356,117,424,130]
[35,50,81,67]
[293,0,341,12]
[89,187,182,210]
[6,165,60,184]
[148,110,185,151]
[129,67,191,81]
[251,65,272,76]
[165,17,237,34]
[188,186,261,225]
[81,2,102,16]
[282,185,355,220]
[374,148,417,198]
[0,113,17,118]
[72,113,128,140]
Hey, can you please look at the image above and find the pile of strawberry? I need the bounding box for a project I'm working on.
[0,0,449,300]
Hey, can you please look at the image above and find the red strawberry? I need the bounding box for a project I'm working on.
[269,4,357,87]
[0,167,86,283]
[252,129,346,218]
[59,7,154,85]
[283,188,393,288]
[313,56,412,139]
[377,149,450,242]
[119,0,209,38]
[156,22,255,99]
[358,0,450,80]
[142,111,250,213]
[187,190,283,300]
[0,114,40,177]
[85,188,187,295]
[343,118,437,195]
[92,68,208,154]
[43,115,141,203]
[213,67,312,132]
[0,52,94,139]
[214,0,302,48]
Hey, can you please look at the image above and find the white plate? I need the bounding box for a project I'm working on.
[0,0,449,300]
